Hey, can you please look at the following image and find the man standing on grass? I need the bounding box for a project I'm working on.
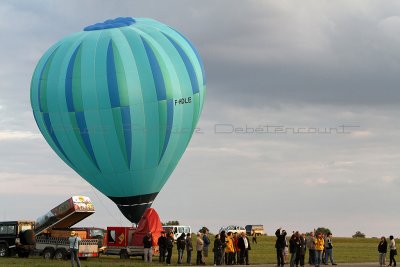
[238,232,251,265]
[197,232,205,265]
[324,233,337,265]
[143,231,153,263]
[203,229,211,261]
[315,233,325,267]
[166,232,174,265]
[306,232,316,265]
[275,228,287,267]
[158,231,167,263]
[69,231,81,267]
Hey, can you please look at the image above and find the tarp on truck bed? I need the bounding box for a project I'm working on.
[132,208,163,246]
[35,196,95,235]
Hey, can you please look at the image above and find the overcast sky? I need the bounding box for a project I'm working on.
[1,0,400,237]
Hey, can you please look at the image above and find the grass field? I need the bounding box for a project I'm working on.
[0,236,393,266]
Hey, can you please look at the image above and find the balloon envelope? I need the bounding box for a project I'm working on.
[30,17,205,223]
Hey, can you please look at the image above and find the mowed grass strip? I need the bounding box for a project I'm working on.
[0,236,395,266]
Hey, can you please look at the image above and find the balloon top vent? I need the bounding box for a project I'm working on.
[84,17,136,31]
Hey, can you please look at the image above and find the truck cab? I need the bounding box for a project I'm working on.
[0,221,35,258]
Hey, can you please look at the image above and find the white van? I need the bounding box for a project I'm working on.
[162,225,191,241]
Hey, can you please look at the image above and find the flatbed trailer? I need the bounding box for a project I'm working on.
[34,196,99,260]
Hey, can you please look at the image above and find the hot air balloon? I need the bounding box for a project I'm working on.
[30,17,205,223]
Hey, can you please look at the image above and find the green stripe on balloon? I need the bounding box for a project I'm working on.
[112,107,129,167]
[72,45,84,112]
[120,27,158,104]
[66,44,81,112]
[38,48,59,112]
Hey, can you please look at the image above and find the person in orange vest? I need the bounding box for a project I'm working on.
[314,233,325,267]
[225,232,235,265]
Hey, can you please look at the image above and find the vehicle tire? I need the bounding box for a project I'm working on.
[43,248,55,259]
[120,250,129,259]
[20,230,35,245]
[0,244,8,257]
[54,249,67,260]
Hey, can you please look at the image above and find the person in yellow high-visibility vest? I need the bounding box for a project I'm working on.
[314,233,325,267]
[225,232,235,265]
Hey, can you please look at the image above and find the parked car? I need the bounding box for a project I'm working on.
[245,225,265,236]
[219,225,246,234]
[162,226,191,241]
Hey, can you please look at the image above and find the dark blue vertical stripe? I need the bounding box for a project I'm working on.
[141,37,167,101]
[160,99,174,161]
[163,34,199,94]
[37,46,61,112]
[65,45,81,112]
[107,41,121,108]
[75,112,100,170]
[169,28,206,85]
[120,107,132,168]
[42,113,74,167]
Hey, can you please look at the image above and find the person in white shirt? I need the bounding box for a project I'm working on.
[68,231,81,267]
[238,232,251,265]
[389,235,397,267]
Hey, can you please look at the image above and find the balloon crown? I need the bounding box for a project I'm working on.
[84,17,136,31]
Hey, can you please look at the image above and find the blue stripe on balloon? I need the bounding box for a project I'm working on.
[141,37,167,101]
[107,41,121,108]
[120,107,132,168]
[42,112,74,167]
[37,46,61,112]
[168,28,206,85]
[75,112,100,170]
[163,34,199,94]
[65,45,81,112]
[160,99,174,162]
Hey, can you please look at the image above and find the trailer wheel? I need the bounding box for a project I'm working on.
[43,248,55,259]
[120,250,129,259]
[54,249,67,260]
[0,244,8,257]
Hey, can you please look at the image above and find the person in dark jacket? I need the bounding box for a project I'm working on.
[186,233,193,264]
[143,232,153,263]
[238,232,251,265]
[166,232,174,264]
[295,233,306,267]
[214,234,223,265]
[158,231,167,263]
[289,232,300,267]
[177,233,186,264]
[220,231,227,265]
[275,228,287,267]
[378,236,388,267]
[203,230,211,259]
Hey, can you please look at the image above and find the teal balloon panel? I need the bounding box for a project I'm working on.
[30,17,206,223]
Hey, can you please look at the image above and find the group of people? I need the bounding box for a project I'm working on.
[378,235,397,267]
[155,230,210,265]
[213,231,251,265]
[150,230,251,265]
[275,228,337,267]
